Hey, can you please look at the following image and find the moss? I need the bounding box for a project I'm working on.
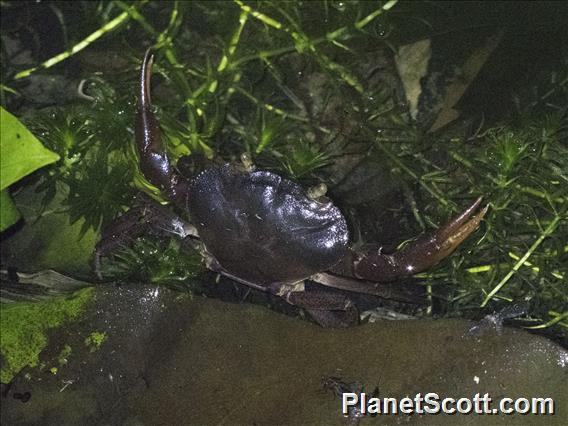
[0,287,94,384]
[84,331,107,352]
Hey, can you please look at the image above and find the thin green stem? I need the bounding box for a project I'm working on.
[233,0,397,93]
[235,87,310,123]
[14,7,134,79]
[481,214,563,307]
[355,0,399,30]
[208,10,249,94]
[525,311,568,329]
[114,1,156,35]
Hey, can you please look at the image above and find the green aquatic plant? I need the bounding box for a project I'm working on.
[22,79,137,235]
[431,110,567,331]
[99,236,202,290]
[66,154,135,236]
[279,138,335,181]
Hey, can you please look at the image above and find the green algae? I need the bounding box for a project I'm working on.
[84,331,107,352]
[0,287,94,383]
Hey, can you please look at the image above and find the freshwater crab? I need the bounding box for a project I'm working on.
[95,49,487,327]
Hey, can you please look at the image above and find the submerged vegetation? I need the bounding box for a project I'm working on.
[0,1,566,341]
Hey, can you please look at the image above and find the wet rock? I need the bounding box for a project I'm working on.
[1,284,566,425]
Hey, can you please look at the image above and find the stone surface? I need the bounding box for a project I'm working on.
[2,284,566,425]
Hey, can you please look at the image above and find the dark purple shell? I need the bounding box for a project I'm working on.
[187,164,349,285]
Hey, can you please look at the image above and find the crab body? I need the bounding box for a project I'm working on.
[189,164,348,286]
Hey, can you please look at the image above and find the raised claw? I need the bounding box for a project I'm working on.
[335,197,488,282]
[136,48,186,206]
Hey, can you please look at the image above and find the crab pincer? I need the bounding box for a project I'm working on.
[334,197,488,282]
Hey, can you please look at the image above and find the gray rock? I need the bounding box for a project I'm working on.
[2,284,566,425]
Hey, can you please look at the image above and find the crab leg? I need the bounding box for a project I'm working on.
[136,48,187,207]
[310,272,423,303]
[331,197,488,282]
[93,195,198,278]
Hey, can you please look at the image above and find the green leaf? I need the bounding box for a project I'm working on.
[0,190,20,230]
[0,107,60,191]
[0,106,60,231]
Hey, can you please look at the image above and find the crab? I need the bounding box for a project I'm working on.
[95,49,488,327]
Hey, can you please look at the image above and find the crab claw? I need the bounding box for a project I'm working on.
[346,197,488,282]
[135,48,186,206]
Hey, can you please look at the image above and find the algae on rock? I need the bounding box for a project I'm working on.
[0,287,94,383]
